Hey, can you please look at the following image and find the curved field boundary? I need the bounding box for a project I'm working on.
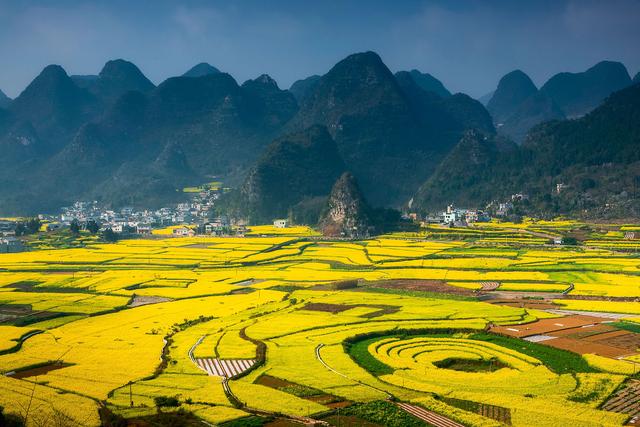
[315,343,392,399]
[0,329,44,356]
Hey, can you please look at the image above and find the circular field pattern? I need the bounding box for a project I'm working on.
[369,335,577,396]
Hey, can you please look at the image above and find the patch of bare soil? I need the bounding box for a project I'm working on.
[587,330,640,351]
[11,362,73,379]
[542,336,632,358]
[256,374,296,388]
[550,323,617,339]
[490,315,606,337]
[492,314,639,358]
[0,304,60,324]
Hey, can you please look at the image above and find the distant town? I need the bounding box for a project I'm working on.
[0,180,552,254]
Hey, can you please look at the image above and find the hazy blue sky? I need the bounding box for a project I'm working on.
[0,0,639,98]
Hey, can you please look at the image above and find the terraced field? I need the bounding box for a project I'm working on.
[0,220,638,426]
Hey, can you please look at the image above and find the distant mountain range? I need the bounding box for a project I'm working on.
[0,53,637,220]
[413,82,640,219]
[0,89,11,108]
[486,61,634,143]
[182,62,221,78]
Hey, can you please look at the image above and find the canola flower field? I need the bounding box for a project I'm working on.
[0,220,639,426]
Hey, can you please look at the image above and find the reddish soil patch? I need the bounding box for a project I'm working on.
[11,362,73,379]
[367,279,476,296]
[256,374,295,388]
[491,315,605,338]
[542,337,633,358]
[549,323,617,339]
[588,330,640,351]
[494,314,640,358]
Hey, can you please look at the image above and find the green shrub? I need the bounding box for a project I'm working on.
[154,396,180,408]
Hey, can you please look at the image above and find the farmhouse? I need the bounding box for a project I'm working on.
[0,237,24,253]
[136,226,152,235]
[624,231,638,240]
[172,226,196,237]
[273,219,289,228]
[442,205,461,224]
[556,183,567,194]
[0,221,15,237]
[110,224,125,233]
[41,222,63,232]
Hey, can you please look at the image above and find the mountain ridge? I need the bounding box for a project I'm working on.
[412,82,640,218]
[0,53,636,219]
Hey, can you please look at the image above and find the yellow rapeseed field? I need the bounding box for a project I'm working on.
[0,226,637,426]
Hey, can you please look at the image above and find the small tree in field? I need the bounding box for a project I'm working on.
[102,228,118,242]
[86,220,100,234]
[26,218,41,234]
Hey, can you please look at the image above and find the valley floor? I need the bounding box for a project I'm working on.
[0,220,639,426]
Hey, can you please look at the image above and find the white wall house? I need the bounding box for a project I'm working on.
[273,219,289,228]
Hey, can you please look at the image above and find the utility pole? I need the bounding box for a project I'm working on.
[129,381,133,407]
[24,376,37,424]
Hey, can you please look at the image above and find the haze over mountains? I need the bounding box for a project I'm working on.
[414,82,640,218]
[0,52,637,220]
[487,61,633,143]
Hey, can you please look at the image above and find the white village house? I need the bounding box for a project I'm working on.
[273,219,289,228]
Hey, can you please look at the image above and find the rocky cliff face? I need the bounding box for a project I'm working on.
[319,172,371,238]
[412,82,640,218]
[240,125,345,223]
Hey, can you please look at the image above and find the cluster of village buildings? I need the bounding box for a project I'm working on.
[1,189,522,251]
[4,185,638,251]
[0,221,23,253]
[52,186,224,233]
[413,196,525,227]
